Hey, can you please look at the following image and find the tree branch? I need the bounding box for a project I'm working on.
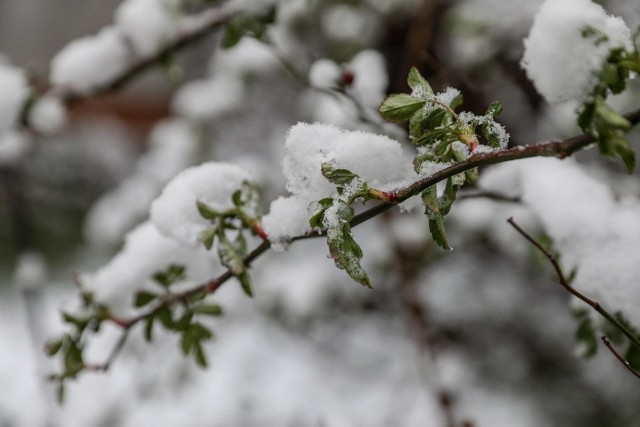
[506,217,640,351]
[88,106,640,373]
[601,336,640,381]
[57,6,236,107]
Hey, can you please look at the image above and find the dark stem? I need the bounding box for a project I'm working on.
[601,336,640,381]
[507,217,640,351]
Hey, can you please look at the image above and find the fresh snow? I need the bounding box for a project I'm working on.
[521,0,632,103]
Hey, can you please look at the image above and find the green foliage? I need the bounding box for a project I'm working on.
[577,46,640,172]
[222,6,277,49]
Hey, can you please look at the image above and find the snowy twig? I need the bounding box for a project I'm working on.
[92,106,640,373]
[506,217,640,352]
[59,6,236,107]
[601,336,640,381]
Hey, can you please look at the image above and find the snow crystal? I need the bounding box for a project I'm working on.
[82,221,219,316]
[521,0,632,103]
[0,63,29,130]
[435,87,461,107]
[172,75,245,121]
[114,0,181,57]
[308,59,341,89]
[50,26,131,93]
[480,158,640,328]
[27,96,66,134]
[150,162,254,246]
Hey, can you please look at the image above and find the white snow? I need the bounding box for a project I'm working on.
[479,158,640,328]
[82,221,219,317]
[0,63,29,130]
[114,0,181,57]
[50,26,131,93]
[261,196,313,247]
[172,75,245,121]
[308,59,341,89]
[0,129,30,165]
[521,0,632,103]
[150,162,254,246]
[27,96,67,134]
[348,49,388,108]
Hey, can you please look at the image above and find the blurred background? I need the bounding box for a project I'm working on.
[0,0,639,426]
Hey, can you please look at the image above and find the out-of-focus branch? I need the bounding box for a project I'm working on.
[507,217,640,354]
[601,336,640,381]
[59,6,235,107]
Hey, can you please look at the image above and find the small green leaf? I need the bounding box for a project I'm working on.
[45,338,64,356]
[134,291,157,308]
[218,236,245,276]
[379,94,426,122]
[422,186,451,250]
[409,109,425,138]
[424,108,447,130]
[156,306,174,329]
[199,227,217,250]
[237,272,254,297]
[153,264,187,288]
[193,304,224,316]
[449,94,464,110]
[577,102,595,131]
[56,383,65,405]
[611,137,636,173]
[144,316,154,342]
[196,201,220,219]
[325,202,371,288]
[407,66,433,96]
[175,311,194,332]
[321,163,360,186]
[180,328,195,355]
[625,343,640,370]
[486,101,503,117]
[63,339,84,374]
[194,343,208,368]
[310,198,334,228]
[575,314,598,357]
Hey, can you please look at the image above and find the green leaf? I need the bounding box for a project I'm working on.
[409,109,425,138]
[56,383,65,405]
[156,306,174,329]
[180,328,195,355]
[407,66,433,96]
[611,137,636,173]
[438,176,462,216]
[134,291,157,308]
[175,311,194,332]
[321,163,360,186]
[422,186,451,250]
[196,200,220,219]
[45,338,64,356]
[217,236,245,276]
[577,102,595,131]
[325,201,371,288]
[193,304,224,316]
[309,198,334,228]
[625,343,640,371]
[485,101,503,117]
[63,338,84,374]
[222,20,245,49]
[601,62,626,94]
[144,316,154,342]
[62,312,89,334]
[153,264,187,288]
[379,94,426,122]
[575,314,598,357]
[199,227,217,250]
[449,94,464,110]
[194,343,208,368]
[424,108,447,130]
[237,272,254,297]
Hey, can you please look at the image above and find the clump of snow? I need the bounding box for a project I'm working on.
[150,162,254,246]
[82,221,219,317]
[521,0,632,103]
[114,0,181,57]
[479,158,640,328]
[209,36,280,76]
[28,96,67,134]
[50,26,131,93]
[12,252,48,291]
[435,87,461,107]
[172,75,245,121]
[348,49,388,108]
[262,123,415,243]
[0,63,29,130]
[308,59,341,89]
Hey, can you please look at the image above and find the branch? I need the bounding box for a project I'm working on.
[601,336,640,381]
[506,217,640,351]
[57,6,236,107]
[87,106,640,373]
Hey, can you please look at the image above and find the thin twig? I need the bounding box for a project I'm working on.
[601,336,640,380]
[507,217,640,351]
